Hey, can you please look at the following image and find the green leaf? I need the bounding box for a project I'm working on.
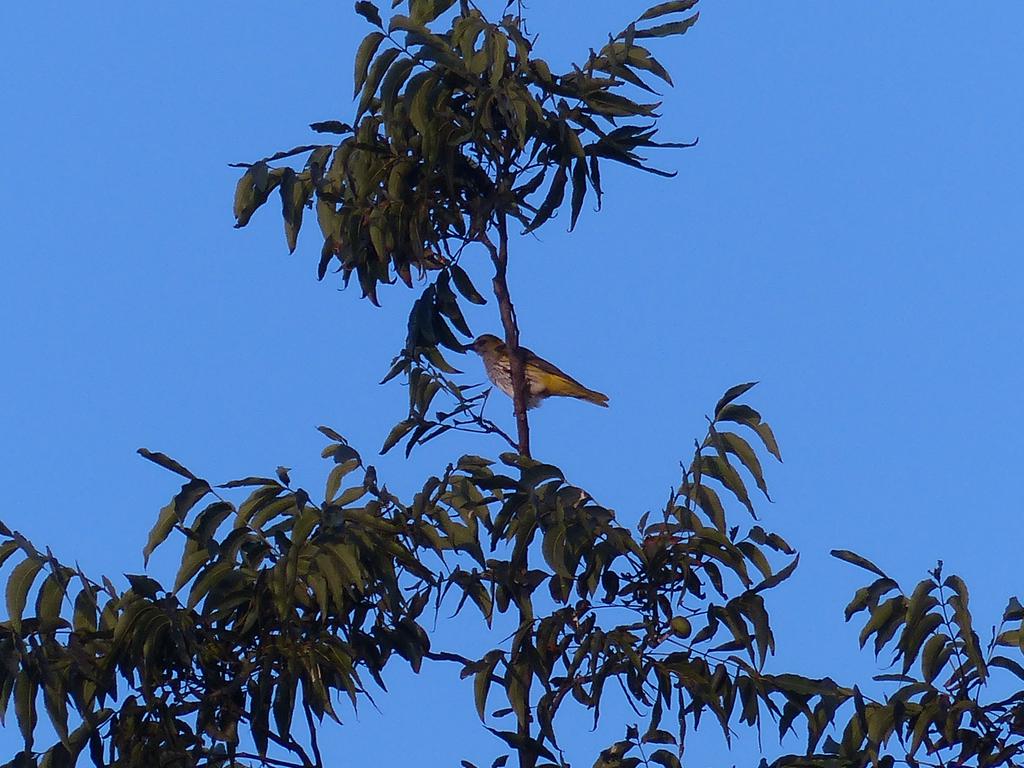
[649,749,682,768]
[857,596,902,651]
[751,553,799,595]
[381,419,416,455]
[920,633,951,683]
[173,548,212,593]
[714,382,757,416]
[317,425,346,443]
[638,0,699,22]
[523,163,568,233]
[485,729,558,763]
[626,47,673,86]
[474,653,501,721]
[136,448,196,479]
[635,15,699,39]
[0,540,19,571]
[1003,596,1024,621]
[411,0,457,24]
[187,560,236,610]
[34,573,66,632]
[684,482,726,531]
[898,612,942,674]
[407,70,439,137]
[831,549,889,579]
[487,29,507,87]
[354,1,383,29]
[357,47,401,117]
[354,31,387,96]
[642,730,677,746]
[698,454,754,517]
[715,404,781,460]
[144,478,210,565]
[541,524,570,578]
[280,168,313,253]
[569,156,588,231]
[944,573,987,681]
[436,271,472,337]
[273,675,297,740]
[391,17,458,68]
[520,463,564,488]
[990,655,1024,682]
[72,587,97,633]
[769,673,838,698]
[748,525,794,554]
[450,265,487,305]
[6,557,43,634]
[230,162,281,229]
[14,673,36,750]
[326,459,361,502]
[715,431,769,497]
[514,167,547,199]
[844,577,899,621]
[42,677,70,748]
[219,476,280,490]
[586,91,660,119]
[126,574,163,599]
[380,56,416,117]
[309,120,352,134]
[233,166,257,225]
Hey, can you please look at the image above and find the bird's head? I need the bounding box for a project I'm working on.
[470,334,502,356]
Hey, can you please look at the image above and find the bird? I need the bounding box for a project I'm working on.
[469,334,609,409]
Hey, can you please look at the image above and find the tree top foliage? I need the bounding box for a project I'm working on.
[231,0,702,458]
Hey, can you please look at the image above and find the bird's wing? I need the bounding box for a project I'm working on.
[522,346,590,389]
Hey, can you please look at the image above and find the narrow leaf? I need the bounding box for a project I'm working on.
[354,1,383,28]
[450,265,487,305]
[137,448,195,480]
[358,47,402,116]
[144,478,211,565]
[638,0,698,22]
[831,549,889,579]
[309,120,353,134]
[635,15,699,39]
[381,419,416,455]
[714,382,757,416]
[569,157,588,231]
[353,31,387,96]
[6,557,43,633]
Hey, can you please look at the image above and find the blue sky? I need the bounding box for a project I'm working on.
[2,2,1023,765]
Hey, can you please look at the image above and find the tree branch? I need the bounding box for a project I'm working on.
[488,211,531,456]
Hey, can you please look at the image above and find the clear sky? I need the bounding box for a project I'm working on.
[2,2,1023,766]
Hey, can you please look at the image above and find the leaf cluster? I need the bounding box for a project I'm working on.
[230,1,701,455]
[234,0,698,297]
[0,388,843,768]
[0,435,439,768]
[766,555,1024,768]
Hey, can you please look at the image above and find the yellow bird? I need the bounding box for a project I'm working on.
[470,334,609,409]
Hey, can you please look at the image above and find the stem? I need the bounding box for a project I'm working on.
[935,575,971,698]
[489,211,532,456]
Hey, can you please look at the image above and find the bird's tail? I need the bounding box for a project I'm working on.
[536,366,610,407]
[572,386,609,407]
